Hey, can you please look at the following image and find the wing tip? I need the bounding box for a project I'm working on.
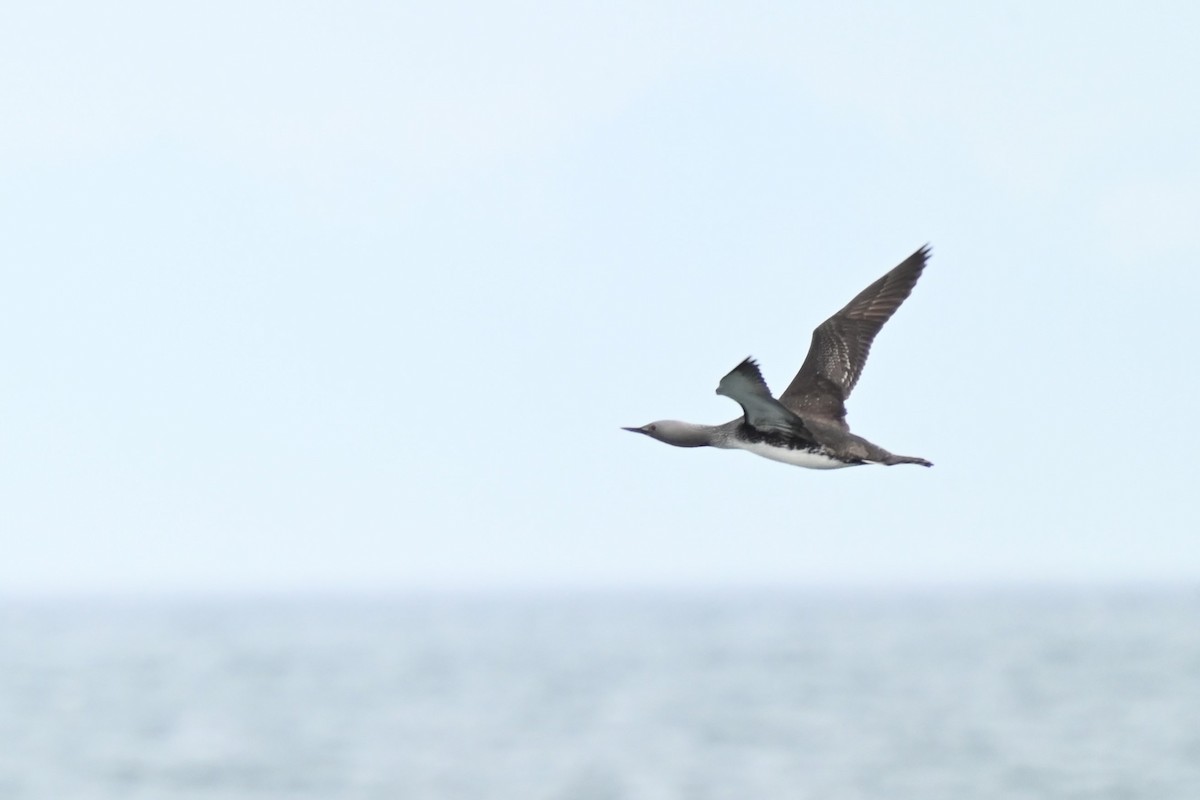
[906,243,932,273]
[717,356,769,397]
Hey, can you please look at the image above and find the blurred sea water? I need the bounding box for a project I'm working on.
[1,586,1198,799]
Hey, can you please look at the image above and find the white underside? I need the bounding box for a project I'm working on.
[732,440,857,470]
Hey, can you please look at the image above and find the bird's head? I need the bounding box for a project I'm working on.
[621,420,710,448]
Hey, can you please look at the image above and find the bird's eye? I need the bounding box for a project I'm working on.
[648,424,657,431]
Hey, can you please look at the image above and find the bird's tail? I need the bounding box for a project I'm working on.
[881,454,933,467]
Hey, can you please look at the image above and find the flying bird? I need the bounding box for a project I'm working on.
[624,246,933,469]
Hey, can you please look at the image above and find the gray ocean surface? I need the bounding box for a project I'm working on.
[1,586,1198,799]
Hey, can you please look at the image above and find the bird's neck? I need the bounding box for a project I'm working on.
[665,422,723,448]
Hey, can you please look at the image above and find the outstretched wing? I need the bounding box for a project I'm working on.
[717,358,815,442]
[778,245,930,428]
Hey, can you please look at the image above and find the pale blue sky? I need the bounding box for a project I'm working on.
[2,2,1198,594]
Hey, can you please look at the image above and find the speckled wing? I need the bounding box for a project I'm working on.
[778,246,930,428]
[717,358,816,443]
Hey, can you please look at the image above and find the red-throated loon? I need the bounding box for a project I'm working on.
[623,246,933,469]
